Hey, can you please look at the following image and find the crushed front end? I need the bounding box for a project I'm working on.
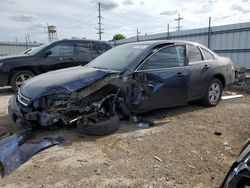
[8,75,131,128]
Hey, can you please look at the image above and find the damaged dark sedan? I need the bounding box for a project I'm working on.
[8,40,235,135]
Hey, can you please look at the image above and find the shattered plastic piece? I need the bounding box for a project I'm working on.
[0,130,64,176]
[221,95,243,100]
[137,123,149,129]
[223,142,231,150]
[153,156,163,162]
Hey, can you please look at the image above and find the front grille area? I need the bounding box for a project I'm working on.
[17,92,30,106]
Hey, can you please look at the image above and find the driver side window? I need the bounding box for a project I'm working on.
[140,45,186,70]
[48,43,74,57]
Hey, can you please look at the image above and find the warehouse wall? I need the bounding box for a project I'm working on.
[0,42,40,56]
[112,22,250,69]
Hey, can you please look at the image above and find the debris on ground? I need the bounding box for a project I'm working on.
[223,142,231,150]
[0,129,64,177]
[214,131,222,136]
[221,95,243,100]
[229,68,250,92]
[151,118,171,126]
[137,122,150,129]
[187,164,196,169]
[153,156,163,162]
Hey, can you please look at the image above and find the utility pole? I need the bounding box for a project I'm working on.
[14,37,18,43]
[26,33,31,43]
[25,36,28,49]
[167,24,170,40]
[175,13,183,32]
[208,16,211,48]
[136,29,140,41]
[97,2,103,40]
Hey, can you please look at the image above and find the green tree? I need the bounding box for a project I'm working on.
[112,34,126,41]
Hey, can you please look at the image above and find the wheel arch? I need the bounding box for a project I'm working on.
[212,74,225,88]
[8,67,38,84]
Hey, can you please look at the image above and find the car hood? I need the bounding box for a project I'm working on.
[20,66,113,100]
[0,54,29,61]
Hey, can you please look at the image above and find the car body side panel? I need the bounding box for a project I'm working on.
[188,61,213,100]
[132,67,190,112]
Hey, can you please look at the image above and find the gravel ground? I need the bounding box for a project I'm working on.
[0,87,249,188]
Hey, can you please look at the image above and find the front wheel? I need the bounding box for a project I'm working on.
[202,78,223,107]
[10,70,35,92]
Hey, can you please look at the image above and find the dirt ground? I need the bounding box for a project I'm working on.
[0,87,249,188]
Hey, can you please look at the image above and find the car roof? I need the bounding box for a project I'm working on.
[57,39,111,44]
[120,40,217,57]
[121,40,201,47]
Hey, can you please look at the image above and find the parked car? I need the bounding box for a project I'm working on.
[8,40,235,135]
[0,39,112,91]
[220,139,250,188]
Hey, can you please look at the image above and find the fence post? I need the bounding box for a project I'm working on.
[208,17,211,48]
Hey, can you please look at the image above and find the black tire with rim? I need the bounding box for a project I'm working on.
[10,70,35,92]
[202,78,223,107]
[78,115,120,136]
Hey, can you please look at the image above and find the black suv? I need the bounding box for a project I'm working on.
[0,39,112,91]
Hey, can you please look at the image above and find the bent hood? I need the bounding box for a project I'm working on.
[20,66,111,100]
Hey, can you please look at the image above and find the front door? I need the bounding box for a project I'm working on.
[43,42,76,71]
[132,45,190,112]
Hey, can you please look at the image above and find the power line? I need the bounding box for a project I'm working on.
[175,13,183,32]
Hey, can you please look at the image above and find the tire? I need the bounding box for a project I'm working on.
[78,115,120,136]
[10,70,35,92]
[202,78,223,107]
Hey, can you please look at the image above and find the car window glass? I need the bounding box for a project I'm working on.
[49,43,74,57]
[202,48,214,60]
[141,45,185,70]
[60,43,74,56]
[76,42,92,61]
[188,45,203,62]
[93,43,110,55]
[49,45,60,56]
[98,44,109,53]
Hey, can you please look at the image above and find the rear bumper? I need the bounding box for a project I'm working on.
[0,71,9,87]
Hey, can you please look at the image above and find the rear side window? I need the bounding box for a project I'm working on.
[93,43,111,54]
[140,45,186,70]
[188,45,203,63]
[76,42,92,61]
[202,48,215,60]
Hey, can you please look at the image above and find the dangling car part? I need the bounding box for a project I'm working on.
[220,139,250,188]
[8,40,235,134]
[0,129,64,176]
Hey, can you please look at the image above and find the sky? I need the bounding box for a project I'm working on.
[0,0,250,43]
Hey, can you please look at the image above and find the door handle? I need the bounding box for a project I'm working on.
[203,64,210,69]
[176,72,183,77]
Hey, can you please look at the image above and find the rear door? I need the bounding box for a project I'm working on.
[132,45,190,111]
[75,42,93,66]
[43,42,76,71]
[187,45,213,100]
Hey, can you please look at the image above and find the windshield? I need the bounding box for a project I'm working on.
[24,43,50,55]
[87,44,148,71]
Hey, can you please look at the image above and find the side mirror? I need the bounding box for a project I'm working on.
[220,139,250,188]
[44,50,52,58]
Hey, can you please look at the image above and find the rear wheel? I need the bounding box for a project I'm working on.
[10,70,35,92]
[202,78,223,107]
